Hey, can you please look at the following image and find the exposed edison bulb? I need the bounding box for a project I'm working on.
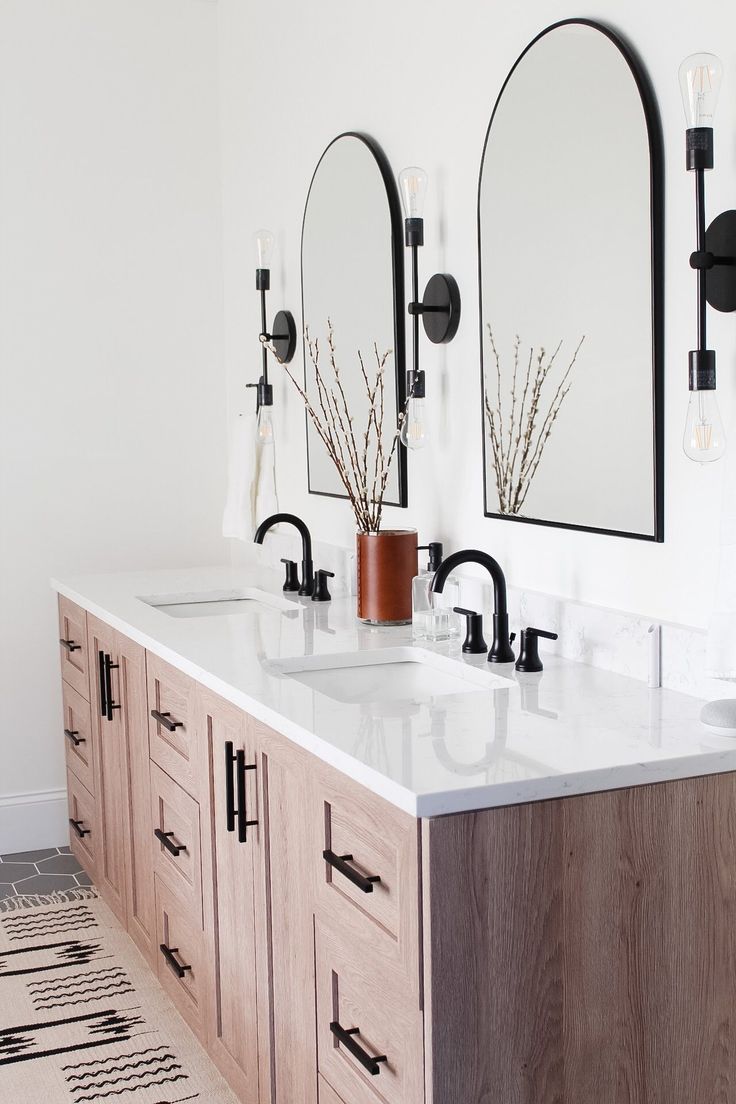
[256,405,275,443]
[400,396,428,450]
[398,167,428,220]
[254,228,275,268]
[679,53,723,128]
[683,390,726,462]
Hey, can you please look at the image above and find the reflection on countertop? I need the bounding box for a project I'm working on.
[51,561,724,818]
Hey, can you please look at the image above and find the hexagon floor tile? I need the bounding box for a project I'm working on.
[0,845,92,898]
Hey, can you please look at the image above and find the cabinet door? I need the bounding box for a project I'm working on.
[256,722,319,1104]
[199,689,261,1104]
[87,614,127,923]
[115,630,155,965]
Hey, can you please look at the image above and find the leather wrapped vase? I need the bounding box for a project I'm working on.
[356,530,418,625]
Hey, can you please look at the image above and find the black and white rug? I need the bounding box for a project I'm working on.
[0,853,237,1103]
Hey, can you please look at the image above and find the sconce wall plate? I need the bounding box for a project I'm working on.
[419,273,461,344]
[270,309,297,364]
[704,210,736,312]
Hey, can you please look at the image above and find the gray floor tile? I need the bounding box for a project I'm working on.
[12,873,80,893]
[37,853,84,875]
[74,872,94,887]
[0,862,37,882]
[0,883,16,900]
[1,849,59,864]
[58,846,72,854]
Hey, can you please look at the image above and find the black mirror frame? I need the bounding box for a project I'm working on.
[301,131,408,508]
[477,18,664,542]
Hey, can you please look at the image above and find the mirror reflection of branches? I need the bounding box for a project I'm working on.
[484,328,584,516]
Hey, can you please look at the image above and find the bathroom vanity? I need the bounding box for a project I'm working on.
[53,566,736,1104]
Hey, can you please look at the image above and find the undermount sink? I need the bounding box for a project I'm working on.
[270,647,514,705]
[139,587,294,618]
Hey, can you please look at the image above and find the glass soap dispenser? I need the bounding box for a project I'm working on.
[412,542,461,641]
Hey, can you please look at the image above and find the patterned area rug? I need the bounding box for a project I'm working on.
[0,891,238,1102]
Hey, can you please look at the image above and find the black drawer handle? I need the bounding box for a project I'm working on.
[64,728,85,747]
[99,652,119,722]
[60,638,81,653]
[154,828,185,857]
[236,748,258,843]
[151,709,183,732]
[69,817,90,839]
[323,850,381,894]
[330,1021,387,1076]
[159,943,192,980]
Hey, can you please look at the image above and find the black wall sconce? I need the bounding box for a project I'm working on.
[680,54,735,463]
[249,229,297,442]
[398,168,461,450]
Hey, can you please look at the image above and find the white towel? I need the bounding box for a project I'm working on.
[222,411,278,540]
[706,445,736,680]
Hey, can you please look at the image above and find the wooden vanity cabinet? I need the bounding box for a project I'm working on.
[85,613,155,962]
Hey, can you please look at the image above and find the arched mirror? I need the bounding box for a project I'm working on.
[479,20,663,540]
[301,133,407,506]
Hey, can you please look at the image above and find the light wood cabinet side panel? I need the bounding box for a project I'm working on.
[424,773,736,1104]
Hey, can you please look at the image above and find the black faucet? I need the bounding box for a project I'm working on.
[431,549,515,664]
[254,513,314,597]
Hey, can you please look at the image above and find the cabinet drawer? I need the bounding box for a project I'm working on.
[150,763,203,928]
[319,1075,346,1104]
[66,768,97,882]
[154,876,206,1041]
[62,682,95,795]
[316,919,424,1104]
[147,654,198,798]
[58,596,89,700]
[315,765,421,992]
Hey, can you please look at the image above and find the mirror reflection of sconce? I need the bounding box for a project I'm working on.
[680,54,735,464]
[249,229,297,443]
[397,168,461,450]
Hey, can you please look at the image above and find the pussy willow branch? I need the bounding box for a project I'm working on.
[484,327,585,516]
[261,321,411,533]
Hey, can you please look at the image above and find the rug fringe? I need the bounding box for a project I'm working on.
[0,887,99,913]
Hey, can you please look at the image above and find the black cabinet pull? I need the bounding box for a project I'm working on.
[154,828,185,857]
[98,650,107,718]
[225,741,236,833]
[103,653,120,722]
[159,943,191,980]
[329,1021,387,1076]
[69,818,90,839]
[323,849,381,894]
[235,748,258,843]
[151,709,183,733]
[59,638,81,653]
[64,728,84,747]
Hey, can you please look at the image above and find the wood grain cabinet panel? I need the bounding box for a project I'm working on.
[155,875,206,1042]
[147,654,198,798]
[58,595,89,700]
[315,917,424,1104]
[256,722,320,1104]
[150,761,203,928]
[62,681,95,795]
[314,761,422,999]
[198,689,261,1104]
[318,1074,347,1104]
[422,773,736,1104]
[66,768,98,883]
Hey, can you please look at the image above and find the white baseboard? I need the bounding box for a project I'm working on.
[0,788,69,854]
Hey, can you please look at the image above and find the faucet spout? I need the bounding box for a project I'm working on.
[431,548,515,664]
[254,512,314,596]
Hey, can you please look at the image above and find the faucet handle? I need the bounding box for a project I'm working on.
[515,627,558,673]
[280,558,300,593]
[312,569,335,603]
[453,608,488,655]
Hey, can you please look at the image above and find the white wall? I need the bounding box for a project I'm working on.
[218,0,736,631]
[0,0,227,849]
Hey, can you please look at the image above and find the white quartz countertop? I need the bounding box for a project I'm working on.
[51,562,734,818]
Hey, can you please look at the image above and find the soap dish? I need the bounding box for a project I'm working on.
[700,698,736,736]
